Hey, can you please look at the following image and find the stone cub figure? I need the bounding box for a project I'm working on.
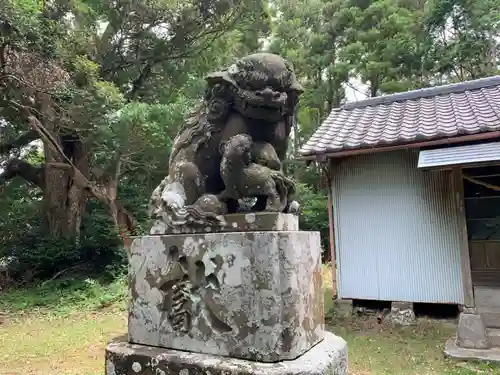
[218,134,295,212]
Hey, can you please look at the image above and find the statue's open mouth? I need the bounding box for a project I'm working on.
[235,93,286,120]
[237,102,284,120]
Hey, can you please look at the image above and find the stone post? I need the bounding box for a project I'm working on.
[390,301,416,327]
[105,213,348,375]
[456,307,491,349]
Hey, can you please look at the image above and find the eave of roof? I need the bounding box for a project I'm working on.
[298,75,500,160]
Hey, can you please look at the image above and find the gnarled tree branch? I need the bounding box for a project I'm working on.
[0,158,44,188]
[0,130,39,155]
[5,100,137,235]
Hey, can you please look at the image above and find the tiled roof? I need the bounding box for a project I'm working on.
[299,76,500,157]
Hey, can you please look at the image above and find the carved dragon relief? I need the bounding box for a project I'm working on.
[149,53,303,234]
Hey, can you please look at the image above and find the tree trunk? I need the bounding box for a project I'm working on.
[43,138,88,239]
[65,139,89,241]
[292,114,301,155]
[43,148,72,237]
[370,76,379,98]
[38,90,89,239]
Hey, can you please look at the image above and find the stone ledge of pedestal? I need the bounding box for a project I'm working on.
[127,230,324,362]
[150,212,299,235]
[105,331,348,375]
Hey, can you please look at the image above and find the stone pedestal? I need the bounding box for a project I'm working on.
[128,229,324,361]
[106,213,347,374]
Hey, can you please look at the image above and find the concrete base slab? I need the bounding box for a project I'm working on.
[105,332,348,375]
[444,338,500,363]
[488,328,500,347]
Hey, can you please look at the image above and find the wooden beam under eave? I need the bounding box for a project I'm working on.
[296,130,500,161]
[451,167,475,307]
[327,159,338,299]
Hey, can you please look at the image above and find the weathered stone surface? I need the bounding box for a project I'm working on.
[390,301,415,327]
[334,300,353,318]
[150,213,298,235]
[460,306,478,314]
[219,135,296,214]
[128,231,324,362]
[105,332,348,375]
[456,312,491,349]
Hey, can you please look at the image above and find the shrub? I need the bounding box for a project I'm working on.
[0,199,126,285]
[295,182,331,260]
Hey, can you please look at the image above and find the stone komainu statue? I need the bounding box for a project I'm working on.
[149,53,303,233]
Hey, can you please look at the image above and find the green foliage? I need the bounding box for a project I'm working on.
[269,0,349,142]
[2,0,500,287]
[340,0,425,95]
[271,0,499,101]
[100,98,197,226]
[0,274,127,316]
[424,0,500,81]
[296,183,330,260]
[0,0,44,41]
[0,208,126,283]
[0,174,126,283]
[0,165,43,248]
[0,0,272,285]
[1,0,67,59]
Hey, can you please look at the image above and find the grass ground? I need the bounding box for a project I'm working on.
[0,268,499,375]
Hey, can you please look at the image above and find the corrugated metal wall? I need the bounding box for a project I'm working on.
[332,151,465,304]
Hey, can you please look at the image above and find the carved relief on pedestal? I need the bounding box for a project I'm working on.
[158,245,231,334]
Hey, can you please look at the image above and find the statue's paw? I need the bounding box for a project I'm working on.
[237,197,257,212]
[150,220,167,235]
[287,200,300,215]
[193,194,228,215]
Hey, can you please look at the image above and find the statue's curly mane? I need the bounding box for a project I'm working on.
[169,103,209,166]
[168,82,236,166]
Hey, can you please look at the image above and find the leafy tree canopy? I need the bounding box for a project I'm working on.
[1,0,498,283]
